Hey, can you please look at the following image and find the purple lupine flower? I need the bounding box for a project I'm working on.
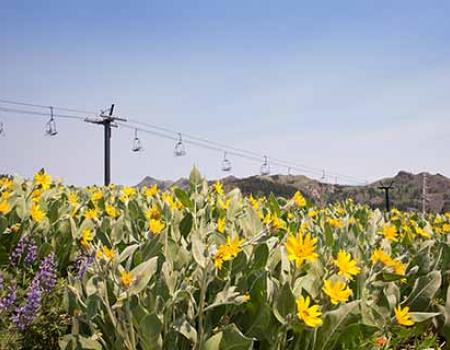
[24,239,37,265]
[11,277,41,330]
[0,282,17,312]
[75,254,94,279]
[36,253,57,293]
[9,237,28,266]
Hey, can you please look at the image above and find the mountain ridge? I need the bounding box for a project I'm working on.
[137,171,450,213]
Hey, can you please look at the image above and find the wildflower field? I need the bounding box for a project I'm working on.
[0,168,450,349]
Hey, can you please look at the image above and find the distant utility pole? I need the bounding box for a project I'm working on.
[422,173,428,214]
[378,181,394,212]
[85,104,127,186]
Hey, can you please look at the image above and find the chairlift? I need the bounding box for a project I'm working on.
[132,129,143,152]
[321,170,326,182]
[45,107,57,136]
[0,121,4,136]
[221,152,232,172]
[260,156,270,176]
[174,133,186,156]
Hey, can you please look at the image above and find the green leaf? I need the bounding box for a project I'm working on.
[405,270,441,311]
[78,336,102,350]
[128,256,158,295]
[274,282,296,324]
[314,301,359,350]
[179,212,193,237]
[175,188,193,210]
[252,244,269,270]
[174,318,197,344]
[117,244,139,264]
[189,166,203,188]
[204,324,253,350]
[192,235,206,268]
[410,312,440,323]
[138,313,162,350]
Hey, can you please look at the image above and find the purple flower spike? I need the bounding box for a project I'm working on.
[36,253,57,293]
[9,237,28,266]
[25,239,37,265]
[11,278,41,330]
[75,254,94,279]
[0,282,17,312]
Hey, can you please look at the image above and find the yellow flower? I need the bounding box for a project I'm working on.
[120,271,134,288]
[34,171,52,190]
[97,245,116,260]
[322,279,352,304]
[327,218,344,229]
[149,219,165,234]
[213,251,225,270]
[105,204,118,218]
[90,188,103,202]
[122,186,136,198]
[381,223,398,241]
[0,200,11,214]
[145,205,161,220]
[213,181,224,196]
[80,229,94,247]
[394,305,415,326]
[242,293,251,302]
[217,217,226,233]
[248,195,260,210]
[285,231,319,268]
[415,226,431,239]
[213,236,244,269]
[30,204,45,222]
[443,223,450,233]
[68,192,79,207]
[1,191,11,200]
[144,184,158,197]
[296,296,323,328]
[162,192,180,210]
[223,236,244,259]
[217,197,231,210]
[271,214,286,230]
[371,248,392,265]
[335,206,345,216]
[292,191,306,207]
[31,188,43,202]
[84,208,98,220]
[392,259,406,276]
[308,209,319,218]
[334,250,361,280]
[0,178,13,190]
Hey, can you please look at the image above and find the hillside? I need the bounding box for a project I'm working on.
[137,171,450,213]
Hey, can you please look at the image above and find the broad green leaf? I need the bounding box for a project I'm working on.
[410,312,440,323]
[405,270,441,311]
[179,212,193,237]
[128,256,158,295]
[175,188,193,210]
[205,324,253,350]
[314,301,359,350]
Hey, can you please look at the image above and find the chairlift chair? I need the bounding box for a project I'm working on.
[132,129,143,152]
[174,133,186,156]
[221,152,232,172]
[0,121,4,136]
[45,107,57,136]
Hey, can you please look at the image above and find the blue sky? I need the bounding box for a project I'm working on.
[1,0,450,185]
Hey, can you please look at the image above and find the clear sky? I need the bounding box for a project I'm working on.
[1,0,449,186]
